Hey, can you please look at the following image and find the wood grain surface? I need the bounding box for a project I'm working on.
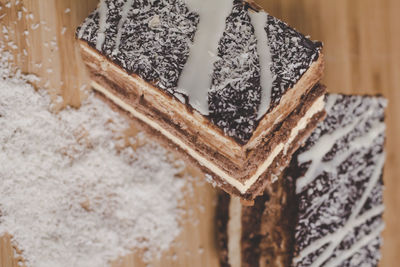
[0,0,399,266]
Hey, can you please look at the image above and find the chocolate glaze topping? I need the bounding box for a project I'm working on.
[209,1,261,143]
[77,0,321,143]
[266,15,322,110]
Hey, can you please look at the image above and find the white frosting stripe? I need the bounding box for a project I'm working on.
[178,0,234,115]
[228,197,242,267]
[96,0,108,51]
[113,0,135,56]
[248,11,273,119]
[78,12,97,39]
[77,21,89,40]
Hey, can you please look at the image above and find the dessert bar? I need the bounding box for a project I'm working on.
[77,0,325,200]
[217,94,387,266]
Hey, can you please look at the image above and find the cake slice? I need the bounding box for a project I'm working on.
[217,94,387,266]
[76,0,325,201]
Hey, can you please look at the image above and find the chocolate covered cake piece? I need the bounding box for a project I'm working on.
[290,94,387,267]
[217,94,387,266]
[76,0,325,200]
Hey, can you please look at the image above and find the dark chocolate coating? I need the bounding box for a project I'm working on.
[209,1,262,143]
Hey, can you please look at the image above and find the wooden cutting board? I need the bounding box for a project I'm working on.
[0,0,399,266]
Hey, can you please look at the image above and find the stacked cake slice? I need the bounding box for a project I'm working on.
[76,0,326,201]
[217,94,387,266]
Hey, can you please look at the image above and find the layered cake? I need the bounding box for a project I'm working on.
[217,94,387,266]
[76,0,325,200]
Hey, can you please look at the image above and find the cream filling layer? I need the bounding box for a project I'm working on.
[92,81,325,194]
[284,95,325,154]
[228,197,242,267]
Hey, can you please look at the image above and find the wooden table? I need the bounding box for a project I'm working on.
[1,0,399,266]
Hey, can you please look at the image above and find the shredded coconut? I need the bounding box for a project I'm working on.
[0,45,188,267]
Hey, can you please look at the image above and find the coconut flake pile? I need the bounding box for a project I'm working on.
[0,46,188,267]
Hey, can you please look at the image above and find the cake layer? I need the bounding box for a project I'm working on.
[217,94,387,266]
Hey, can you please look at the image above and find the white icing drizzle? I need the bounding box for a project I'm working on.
[96,0,108,51]
[77,22,88,40]
[228,197,242,267]
[293,153,386,266]
[248,10,273,119]
[178,0,234,115]
[77,12,97,39]
[112,0,134,56]
[323,223,385,267]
